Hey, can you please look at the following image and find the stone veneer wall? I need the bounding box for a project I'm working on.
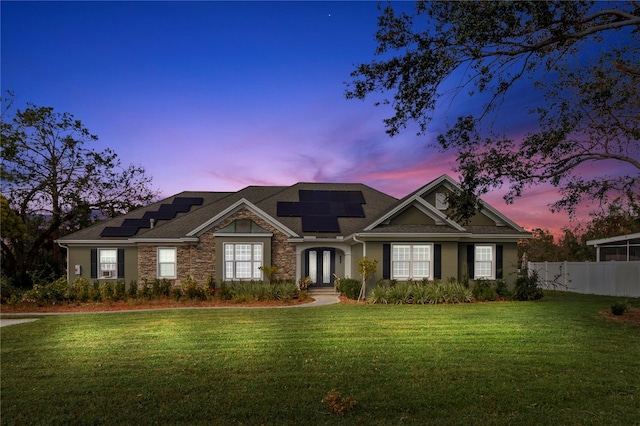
[137,208,296,285]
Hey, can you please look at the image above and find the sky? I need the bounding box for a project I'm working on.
[0,1,610,236]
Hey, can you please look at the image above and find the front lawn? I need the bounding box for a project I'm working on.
[1,292,639,425]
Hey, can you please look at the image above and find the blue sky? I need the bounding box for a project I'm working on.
[1,1,594,234]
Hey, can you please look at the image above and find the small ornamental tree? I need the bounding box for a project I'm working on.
[356,257,378,302]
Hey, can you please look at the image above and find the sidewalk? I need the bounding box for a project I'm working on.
[0,294,340,327]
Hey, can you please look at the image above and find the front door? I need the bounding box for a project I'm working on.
[305,248,335,287]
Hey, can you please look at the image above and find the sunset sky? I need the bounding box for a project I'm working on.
[2,1,611,236]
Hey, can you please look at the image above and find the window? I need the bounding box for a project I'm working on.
[392,244,432,279]
[99,249,117,279]
[475,245,494,279]
[157,247,177,279]
[224,243,263,280]
[435,192,449,210]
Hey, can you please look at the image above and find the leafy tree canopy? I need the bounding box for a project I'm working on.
[347,1,639,220]
[1,93,158,286]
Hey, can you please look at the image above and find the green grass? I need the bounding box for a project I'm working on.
[2,292,639,425]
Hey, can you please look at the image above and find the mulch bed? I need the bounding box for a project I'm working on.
[600,308,640,326]
[1,297,315,313]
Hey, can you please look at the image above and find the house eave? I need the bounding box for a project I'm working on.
[464,234,531,240]
[132,238,199,244]
[214,232,273,237]
[587,232,640,246]
[55,239,137,245]
[356,233,472,240]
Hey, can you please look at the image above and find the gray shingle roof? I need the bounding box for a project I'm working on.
[58,183,399,241]
[58,179,530,242]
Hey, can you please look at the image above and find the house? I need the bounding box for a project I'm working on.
[56,175,530,292]
[587,232,640,262]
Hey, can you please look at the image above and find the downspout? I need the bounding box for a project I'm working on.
[57,242,70,283]
[353,234,366,257]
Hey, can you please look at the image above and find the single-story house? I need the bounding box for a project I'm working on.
[587,232,640,262]
[56,175,530,291]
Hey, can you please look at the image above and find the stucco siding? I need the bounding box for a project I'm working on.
[65,245,137,285]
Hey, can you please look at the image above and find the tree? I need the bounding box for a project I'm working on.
[356,257,378,301]
[347,1,639,220]
[581,202,640,242]
[1,94,158,286]
[518,228,560,263]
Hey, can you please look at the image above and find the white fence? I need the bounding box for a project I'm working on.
[527,261,640,298]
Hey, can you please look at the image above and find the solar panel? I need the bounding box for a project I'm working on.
[277,190,366,233]
[300,202,331,216]
[302,216,340,233]
[100,196,204,237]
[100,226,139,237]
[299,190,332,202]
[173,197,204,206]
[277,202,301,216]
[343,203,365,217]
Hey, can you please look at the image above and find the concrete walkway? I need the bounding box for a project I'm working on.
[0,294,340,327]
[0,318,39,327]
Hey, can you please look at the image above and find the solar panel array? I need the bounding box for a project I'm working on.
[100,197,204,237]
[277,190,365,233]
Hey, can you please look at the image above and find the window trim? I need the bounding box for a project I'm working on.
[474,244,495,280]
[98,248,118,280]
[391,243,433,280]
[157,247,177,279]
[223,242,264,281]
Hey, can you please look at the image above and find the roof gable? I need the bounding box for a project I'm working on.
[187,198,299,238]
[365,175,527,235]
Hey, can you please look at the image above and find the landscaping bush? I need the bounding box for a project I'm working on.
[513,271,544,301]
[611,300,630,316]
[0,277,22,304]
[152,279,172,297]
[70,277,92,302]
[472,279,498,301]
[22,277,69,304]
[99,281,115,300]
[127,280,138,298]
[181,276,208,300]
[225,281,297,302]
[114,280,127,301]
[495,279,512,299]
[337,278,361,300]
[370,280,472,304]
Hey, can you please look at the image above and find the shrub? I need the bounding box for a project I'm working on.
[337,278,361,300]
[127,280,138,298]
[22,277,70,304]
[139,280,152,299]
[170,286,183,301]
[217,281,232,301]
[99,281,115,300]
[0,277,22,305]
[472,280,498,301]
[91,281,101,302]
[152,279,172,297]
[495,279,512,299]
[298,276,312,291]
[369,285,390,304]
[611,300,630,316]
[70,277,92,302]
[206,276,216,298]
[370,280,471,305]
[114,280,127,301]
[513,271,544,301]
[181,275,208,300]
